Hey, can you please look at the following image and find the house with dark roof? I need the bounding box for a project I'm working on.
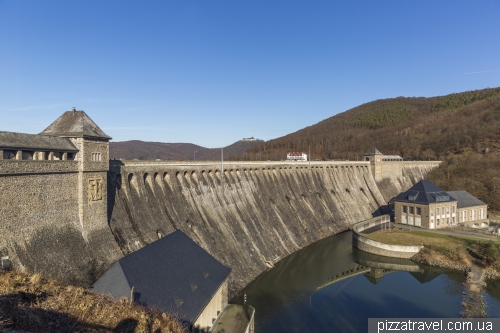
[447,190,488,228]
[393,179,457,229]
[393,179,488,229]
[91,230,232,332]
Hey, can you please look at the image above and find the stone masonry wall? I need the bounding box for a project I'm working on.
[0,157,438,292]
[376,161,441,201]
[0,136,121,287]
[0,160,78,174]
[107,161,388,296]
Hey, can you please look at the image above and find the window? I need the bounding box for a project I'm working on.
[91,153,102,161]
[402,206,407,213]
[22,150,34,160]
[53,152,62,160]
[453,217,455,223]
[3,150,17,159]
[409,206,414,214]
[416,207,421,215]
[446,218,449,224]
[453,206,456,214]
[430,208,434,216]
[437,219,440,225]
[436,208,440,216]
[446,207,449,214]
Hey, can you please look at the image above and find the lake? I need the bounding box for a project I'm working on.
[233,231,500,332]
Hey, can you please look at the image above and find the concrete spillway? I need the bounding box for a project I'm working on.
[108,161,389,295]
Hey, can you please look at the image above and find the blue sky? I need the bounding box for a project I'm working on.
[1,1,499,148]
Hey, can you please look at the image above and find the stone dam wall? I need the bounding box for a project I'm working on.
[376,161,441,202]
[108,161,388,296]
[0,159,438,297]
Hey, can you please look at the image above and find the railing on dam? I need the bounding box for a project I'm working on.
[110,160,370,167]
[351,215,423,259]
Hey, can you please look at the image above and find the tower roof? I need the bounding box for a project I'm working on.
[40,109,111,141]
[363,147,383,156]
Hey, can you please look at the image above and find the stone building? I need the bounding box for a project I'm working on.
[447,190,488,228]
[0,108,121,286]
[393,180,488,229]
[91,230,243,333]
[363,147,403,182]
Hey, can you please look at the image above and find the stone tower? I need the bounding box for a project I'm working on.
[363,147,383,180]
[40,108,111,231]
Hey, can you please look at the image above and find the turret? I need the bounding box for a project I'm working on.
[40,108,111,229]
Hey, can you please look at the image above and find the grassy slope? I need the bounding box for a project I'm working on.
[0,270,187,333]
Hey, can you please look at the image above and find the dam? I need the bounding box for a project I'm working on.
[107,159,438,295]
[0,110,440,299]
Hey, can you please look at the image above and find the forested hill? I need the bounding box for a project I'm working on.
[230,87,500,211]
[232,87,500,161]
[110,139,263,161]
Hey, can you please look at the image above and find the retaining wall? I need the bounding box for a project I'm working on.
[352,215,423,259]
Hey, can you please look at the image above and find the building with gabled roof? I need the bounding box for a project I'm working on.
[91,230,232,332]
[447,190,488,228]
[393,179,488,229]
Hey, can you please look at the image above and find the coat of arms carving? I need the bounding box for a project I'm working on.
[88,178,103,202]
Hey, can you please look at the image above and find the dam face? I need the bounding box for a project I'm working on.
[108,161,388,295]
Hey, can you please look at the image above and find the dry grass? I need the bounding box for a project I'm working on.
[0,270,187,333]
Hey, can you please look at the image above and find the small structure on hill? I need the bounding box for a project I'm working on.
[91,230,247,333]
[286,152,307,161]
[241,137,256,142]
[392,179,488,229]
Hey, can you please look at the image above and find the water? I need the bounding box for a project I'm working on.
[233,231,500,332]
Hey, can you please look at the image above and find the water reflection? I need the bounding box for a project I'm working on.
[234,231,500,332]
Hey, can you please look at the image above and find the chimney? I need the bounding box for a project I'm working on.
[72,107,76,114]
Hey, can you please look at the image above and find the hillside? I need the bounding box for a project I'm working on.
[232,87,500,210]
[110,139,263,161]
[0,270,186,332]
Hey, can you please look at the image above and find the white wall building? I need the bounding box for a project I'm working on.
[287,152,308,161]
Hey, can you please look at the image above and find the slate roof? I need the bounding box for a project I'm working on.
[0,131,78,151]
[91,230,231,326]
[363,147,383,156]
[40,110,111,140]
[447,190,486,209]
[393,179,457,205]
